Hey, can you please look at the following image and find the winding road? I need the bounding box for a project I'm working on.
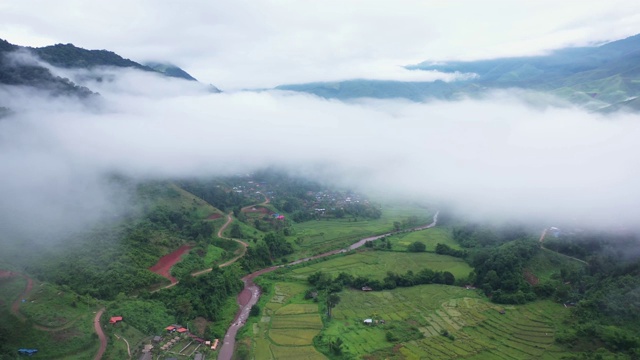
[93,308,107,360]
[217,211,439,360]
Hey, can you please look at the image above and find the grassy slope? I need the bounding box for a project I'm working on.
[0,276,99,359]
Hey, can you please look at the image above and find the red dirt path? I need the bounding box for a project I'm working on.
[148,245,192,284]
[94,308,107,360]
[207,213,222,220]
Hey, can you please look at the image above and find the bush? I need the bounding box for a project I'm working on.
[408,242,426,252]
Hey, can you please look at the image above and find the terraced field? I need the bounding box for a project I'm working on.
[253,282,327,360]
[324,285,569,359]
[289,251,472,280]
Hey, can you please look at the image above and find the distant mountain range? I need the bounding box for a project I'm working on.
[0,39,215,100]
[277,34,640,112]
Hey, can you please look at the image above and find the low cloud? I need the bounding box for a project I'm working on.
[1,67,640,245]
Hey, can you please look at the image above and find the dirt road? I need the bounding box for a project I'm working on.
[217,211,439,360]
[93,308,107,360]
[10,273,33,321]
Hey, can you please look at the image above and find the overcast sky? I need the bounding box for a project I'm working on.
[2,0,640,89]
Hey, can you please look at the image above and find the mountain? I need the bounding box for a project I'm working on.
[277,34,640,112]
[0,39,94,97]
[0,39,205,98]
[144,61,197,81]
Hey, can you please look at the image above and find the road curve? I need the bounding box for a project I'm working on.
[94,308,107,360]
[217,211,439,360]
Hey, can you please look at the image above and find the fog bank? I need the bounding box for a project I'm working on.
[1,67,640,243]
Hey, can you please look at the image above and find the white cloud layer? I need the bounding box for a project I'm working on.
[1,68,640,244]
[1,1,640,88]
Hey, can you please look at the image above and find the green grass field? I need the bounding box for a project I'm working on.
[386,227,461,252]
[0,276,99,359]
[323,285,570,359]
[289,251,472,280]
[286,203,435,258]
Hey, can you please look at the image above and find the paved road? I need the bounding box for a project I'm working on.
[217,211,439,360]
[93,308,107,360]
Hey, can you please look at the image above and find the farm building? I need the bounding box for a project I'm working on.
[363,318,373,324]
[177,327,188,333]
[109,316,123,324]
[165,325,176,332]
[211,338,219,350]
[362,286,373,291]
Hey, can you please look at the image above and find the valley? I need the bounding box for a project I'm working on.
[2,171,637,360]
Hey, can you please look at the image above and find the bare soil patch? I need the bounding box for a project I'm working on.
[242,206,271,214]
[149,245,192,284]
[207,213,222,220]
[0,270,15,278]
[524,269,540,286]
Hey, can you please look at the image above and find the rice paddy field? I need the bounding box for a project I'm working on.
[252,282,327,360]
[287,203,435,258]
[289,251,473,280]
[323,285,570,359]
[386,227,461,252]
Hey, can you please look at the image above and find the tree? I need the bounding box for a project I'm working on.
[393,221,402,232]
[443,271,455,285]
[408,241,426,252]
[329,337,343,354]
[230,223,243,239]
[327,293,341,319]
[250,305,260,317]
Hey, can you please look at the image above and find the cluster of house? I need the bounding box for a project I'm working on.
[165,325,189,333]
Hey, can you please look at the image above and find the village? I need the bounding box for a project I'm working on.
[109,316,219,360]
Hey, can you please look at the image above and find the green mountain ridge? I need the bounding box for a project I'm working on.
[277,33,640,112]
[0,39,209,100]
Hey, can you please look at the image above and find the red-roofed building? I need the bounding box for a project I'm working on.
[165,325,176,332]
[109,316,123,324]
[177,327,188,333]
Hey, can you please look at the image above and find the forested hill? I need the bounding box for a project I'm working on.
[277,33,640,112]
[0,38,94,97]
[0,38,203,98]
